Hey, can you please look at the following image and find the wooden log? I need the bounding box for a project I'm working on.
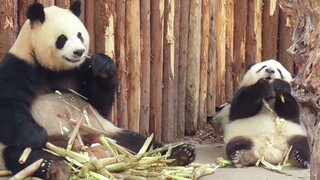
[232,0,247,91]
[207,0,217,117]
[94,0,115,59]
[280,0,320,178]
[185,0,202,135]
[225,0,234,102]
[198,0,210,128]
[278,9,295,73]
[162,0,175,142]
[85,0,95,54]
[54,0,70,8]
[150,0,164,141]
[262,0,279,60]
[176,0,190,137]
[126,0,141,133]
[215,0,226,106]
[246,0,262,65]
[139,0,151,136]
[18,0,34,29]
[0,0,18,60]
[115,0,128,129]
[38,0,54,7]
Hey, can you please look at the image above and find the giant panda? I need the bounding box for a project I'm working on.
[222,59,310,168]
[0,1,196,179]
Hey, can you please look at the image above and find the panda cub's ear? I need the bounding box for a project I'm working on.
[26,2,45,24]
[69,0,81,17]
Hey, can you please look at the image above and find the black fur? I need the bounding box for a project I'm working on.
[226,136,253,158]
[69,0,81,17]
[26,2,45,24]
[229,78,300,124]
[287,135,310,168]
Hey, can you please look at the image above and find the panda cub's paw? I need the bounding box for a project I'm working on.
[272,79,291,95]
[292,149,310,168]
[35,159,70,180]
[91,53,116,78]
[168,144,196,166]
[229,149,258,168]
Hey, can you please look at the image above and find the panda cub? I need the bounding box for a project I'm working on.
[0,1,195,179]
[224,59,310,168]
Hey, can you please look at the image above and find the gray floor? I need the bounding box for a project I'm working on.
[195,143,310,180]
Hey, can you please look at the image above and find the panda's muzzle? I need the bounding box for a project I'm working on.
[73,49,85,57]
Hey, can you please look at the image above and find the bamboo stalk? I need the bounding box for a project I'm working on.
[9,159,43,180]
[18,147,32,164]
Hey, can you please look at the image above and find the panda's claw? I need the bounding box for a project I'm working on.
[292,150,310,168]
[229,149,258,168]
[34,159,53,180]
[168,144,196,166]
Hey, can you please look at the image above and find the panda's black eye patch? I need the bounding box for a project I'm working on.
[256,65,267,73]
[277,68,284,79]
[77,32,83,43]
[56,34,68,49]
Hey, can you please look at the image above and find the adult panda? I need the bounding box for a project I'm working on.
[0,1,195,179]
[224,59,310,168]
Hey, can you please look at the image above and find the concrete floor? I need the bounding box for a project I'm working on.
[195,143,310,180]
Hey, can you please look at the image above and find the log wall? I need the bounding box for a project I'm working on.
[0,0,297,141]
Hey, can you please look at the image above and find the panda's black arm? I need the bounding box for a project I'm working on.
[272,79,300,123]
[79,53,118,118]
[229,79,273,120]
[0,55,48,148]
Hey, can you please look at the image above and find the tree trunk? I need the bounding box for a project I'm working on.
[280,1,320,179]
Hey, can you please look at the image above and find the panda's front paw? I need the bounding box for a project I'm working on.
[256,79,273,99]
[91,53,116,78]
[272,79,291,95]
[168,144,196,166]
[34,159,70,180]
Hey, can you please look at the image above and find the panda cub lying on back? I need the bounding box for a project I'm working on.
[0,1,195,179]
[223,60,310,168]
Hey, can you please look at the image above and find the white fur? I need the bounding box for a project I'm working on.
[10,5,89,71]
[240,59,293,87]
[31,94,121,136]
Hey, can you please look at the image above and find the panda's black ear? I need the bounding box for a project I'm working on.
[70,0,81,17]
[26,2,45,24]
[245,63,255,72]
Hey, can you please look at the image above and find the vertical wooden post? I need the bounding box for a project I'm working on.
[215,0,226,106]
[177,0,190,137]
[55,0,70,8]
[246,0,262,65]
[225,0,234,102]
[0,0,18,60]
[162,0,175,142]
[173,0,181,138]
[262,0,279,60]
[85,0,95,54]
[140,0,151,136]
[94,0,115,59]
[198,0,210,128]
[115,0,128,129]
[207,0,217,117]
[185,0,202,135]
[150,0,164,141]
[126,0,141,133]
[38,0,54,7]
[278,9,295,73]
[233,0,247,91]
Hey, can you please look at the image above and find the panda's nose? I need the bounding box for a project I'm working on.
[265,68,275,74]
[73,49,85,57]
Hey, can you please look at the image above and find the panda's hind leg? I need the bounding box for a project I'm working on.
[287,135,310,168]
[226,136,258,168]
[3,145,70,180]
[110,130,196,166]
